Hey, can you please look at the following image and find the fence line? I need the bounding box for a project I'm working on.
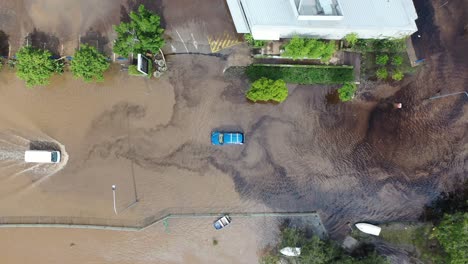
[0,211,320,232]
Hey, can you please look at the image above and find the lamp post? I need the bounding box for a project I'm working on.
[112,185,117,215]
[429,91,468,100]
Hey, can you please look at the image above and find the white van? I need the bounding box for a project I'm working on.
[24,150,61,163]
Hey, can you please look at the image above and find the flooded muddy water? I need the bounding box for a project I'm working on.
[0,0,466,263]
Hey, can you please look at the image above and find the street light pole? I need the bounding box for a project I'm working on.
[429,91,468,100]
[112,185,117,215]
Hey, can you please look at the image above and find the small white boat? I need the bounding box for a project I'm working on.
[355,223,381,236]
[213,215,231,230]
[280,247,301,257]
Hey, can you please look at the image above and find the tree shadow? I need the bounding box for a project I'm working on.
[29,141,61,152]
[0,30,9,57]
[80,28,110,55]
[420,179,468,224]
[325,89,340,105]
[121,0,166,28]
[25,29,60,57]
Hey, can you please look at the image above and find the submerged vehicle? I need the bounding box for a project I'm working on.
[355,223,381,236]
[211,131,244,145]
[24,150,61,163]
[213,215,231,230]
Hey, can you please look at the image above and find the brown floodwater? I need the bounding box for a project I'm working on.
[0,0,466,263]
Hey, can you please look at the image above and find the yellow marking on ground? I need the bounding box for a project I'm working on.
[207,32,242,53]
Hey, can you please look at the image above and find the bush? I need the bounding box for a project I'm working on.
[71,44,110,82]
[114,4,165,56]
[392,70,404,81]
[376,54,389,65]
[244,33,267,48]
[246,77,288,103]
[344,33,358,47]
[376,68,388,80]
[282,36,336,62]
[246,64,354,84]
[353,38,407,53]
[128,65,145,76]
[262,228,389,264]
[391,55,403,66]
[16,46,62,87]
[432,212,468,264]
[338,82,357,102]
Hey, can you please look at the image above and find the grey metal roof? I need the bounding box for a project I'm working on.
[229,0,418,39]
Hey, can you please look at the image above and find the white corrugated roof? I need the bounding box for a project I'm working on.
[234,0,418,39]
[226,0,250,33]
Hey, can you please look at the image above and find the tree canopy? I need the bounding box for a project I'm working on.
[338,82,357,102]
[432,212,468,264]
[282,37,336,62]
[344,33,358,47]
[71,44,110,82]
[114,4,165,56]
[16,46,62,87]
[246,77,288,103]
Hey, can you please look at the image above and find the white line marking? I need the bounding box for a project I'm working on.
[171,44,177,52]
[175,30,189,53]
[191,33,198,50]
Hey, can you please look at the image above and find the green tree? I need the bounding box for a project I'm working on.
[320,41,337,62]
[338,82,357,102]
[432,212,468,264]
[376,54,389,65]
[391,70,404,81]
[246,77,288,103]
[376,68,388,80]
[391,55,403,66]
[282,37,308,59]
[344,33,359,47]
[71,44,110,82]
[114,4,165,56]
[282,36,336,62]
[16,46,62,87]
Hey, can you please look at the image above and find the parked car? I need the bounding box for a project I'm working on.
[211,131,244,145]
[24,150,61,163]
[213,215,231,230]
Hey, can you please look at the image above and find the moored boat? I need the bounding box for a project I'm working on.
[280,247,301,257]
[213,215,232,230]
[355,223,381,236]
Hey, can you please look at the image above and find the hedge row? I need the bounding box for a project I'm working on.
[246,64,354,84]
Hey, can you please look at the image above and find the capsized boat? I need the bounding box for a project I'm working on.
[280,247,301,257]
[355,223,381,236]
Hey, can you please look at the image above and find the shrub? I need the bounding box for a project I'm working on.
[282,36,336,62]
[353,38,407,53]
[392,70,404,81]
[392,55,403,66]
[246,77,288,103]
[128,65,145,76]
[376,68,388,80]
[114,4,165,56]
[244,33,267,48]
[246,64,354,84]
[432,212,468,264]
[261,228,389,264]
[71,44,110,82]
[16,46,62,87]
[338,82,357,102]
[376,54,389,65]
[344,33,358,47]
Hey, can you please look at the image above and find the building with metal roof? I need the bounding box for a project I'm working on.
[226,0,418,40]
